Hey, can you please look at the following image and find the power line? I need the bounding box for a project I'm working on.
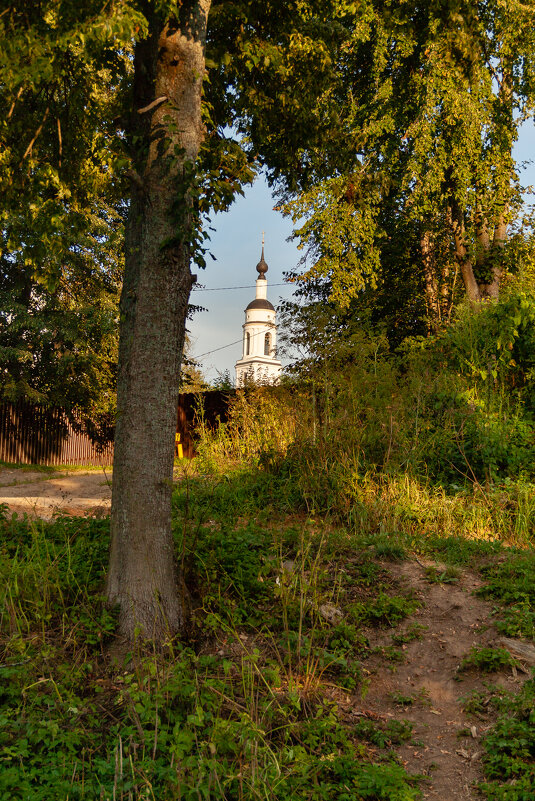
[195,337,243,358]
[192,282,289,292]
[195,328,270,359]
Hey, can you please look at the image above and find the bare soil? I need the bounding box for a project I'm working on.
[347,558,532,800]
[0,466,112,518]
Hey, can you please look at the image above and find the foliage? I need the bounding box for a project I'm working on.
[210,369,235,391]
[457,647,516,675]
[180,336,209,392]
[270,0,535,311]
[439,287,535,410]
[477,553,535,639]
[191,290,535,561]
[0,495,427,800]
[0,514,114,659]
[0,254,120,422]
[0,1,140,281]
[0,0,138,416]
[424,564,460,584]
[478,678,535,800]
[353,718,414,749]
[281,289,535,490]
[193,385,308,474]
[1,436,534,798]
[349,593,420,628]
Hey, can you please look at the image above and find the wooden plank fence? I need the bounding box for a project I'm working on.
[0,392,233,467]
[0,402,114,467]
[176,390,233,459]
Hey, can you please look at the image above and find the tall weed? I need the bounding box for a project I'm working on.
[192,302,535,544]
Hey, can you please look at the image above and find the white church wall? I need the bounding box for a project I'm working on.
[235,243,282,387]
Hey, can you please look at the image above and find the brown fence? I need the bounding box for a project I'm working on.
[177,390,233,458]
[0,402,114,467]
[0,392,234,467]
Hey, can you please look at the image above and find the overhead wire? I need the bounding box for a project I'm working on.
[192,282,289,291]
[195,338,244,358]
[192,282,293,358]
[194,328,272,359]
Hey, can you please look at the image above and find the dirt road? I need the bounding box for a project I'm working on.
[0,467,112,518]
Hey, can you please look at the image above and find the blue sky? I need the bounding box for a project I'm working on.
[188,181,301,380]
[189,121,535,382]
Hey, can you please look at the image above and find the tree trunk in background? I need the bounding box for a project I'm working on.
[420,230,441,332]
[107,1,210,643]
[449,61,513,306]
[449,197,481,304]
[450,195,509,304]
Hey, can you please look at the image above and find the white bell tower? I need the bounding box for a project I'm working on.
[235,237,282,387]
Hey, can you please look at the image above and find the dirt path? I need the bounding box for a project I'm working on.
[0,467,112,518]
[351,558,531,800]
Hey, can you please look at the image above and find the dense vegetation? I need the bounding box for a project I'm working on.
[1,479,534,800]
[203,283,535,533]
[2,285,535,798]
[0,1,534,795]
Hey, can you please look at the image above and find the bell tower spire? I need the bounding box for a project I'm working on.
[256,232,268,280]
[235,236,282,387]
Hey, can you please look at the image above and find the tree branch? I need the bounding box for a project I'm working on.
[7,86,23,120]
[57,118,62,167]
[22,107,49,160]
[126,168,145,191]
[137,96,168,115]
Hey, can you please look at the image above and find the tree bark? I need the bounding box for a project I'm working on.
[475,201,490,269]
[449,198,481,304]
[479,62,513,301]
[107,1,211,643]
[420,230,440,332]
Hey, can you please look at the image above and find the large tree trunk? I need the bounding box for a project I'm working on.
[107,1,211,643]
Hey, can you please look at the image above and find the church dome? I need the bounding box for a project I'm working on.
[246,298,275,311]
[256,250,268,278]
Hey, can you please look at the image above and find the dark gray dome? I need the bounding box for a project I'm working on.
[246,298,275,311]
[256,246,268,277]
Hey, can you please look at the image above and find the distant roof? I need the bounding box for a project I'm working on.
[246,298,275,311]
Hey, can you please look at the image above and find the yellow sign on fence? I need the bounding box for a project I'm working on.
[175,432,183,459]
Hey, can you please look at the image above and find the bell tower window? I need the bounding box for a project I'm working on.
[264,332,271,356]
[245,332,251,355]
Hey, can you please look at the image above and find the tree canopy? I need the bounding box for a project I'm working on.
[248,0,535,320]
[0,0,140,418]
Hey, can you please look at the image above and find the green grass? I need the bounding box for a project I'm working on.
[477,554,535,639]
[424,564,461,584]
[0,460,57,473]
[0,493,427,800]
[0,448,534,799]
[0,460,109,474]
[457,647,517,675]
